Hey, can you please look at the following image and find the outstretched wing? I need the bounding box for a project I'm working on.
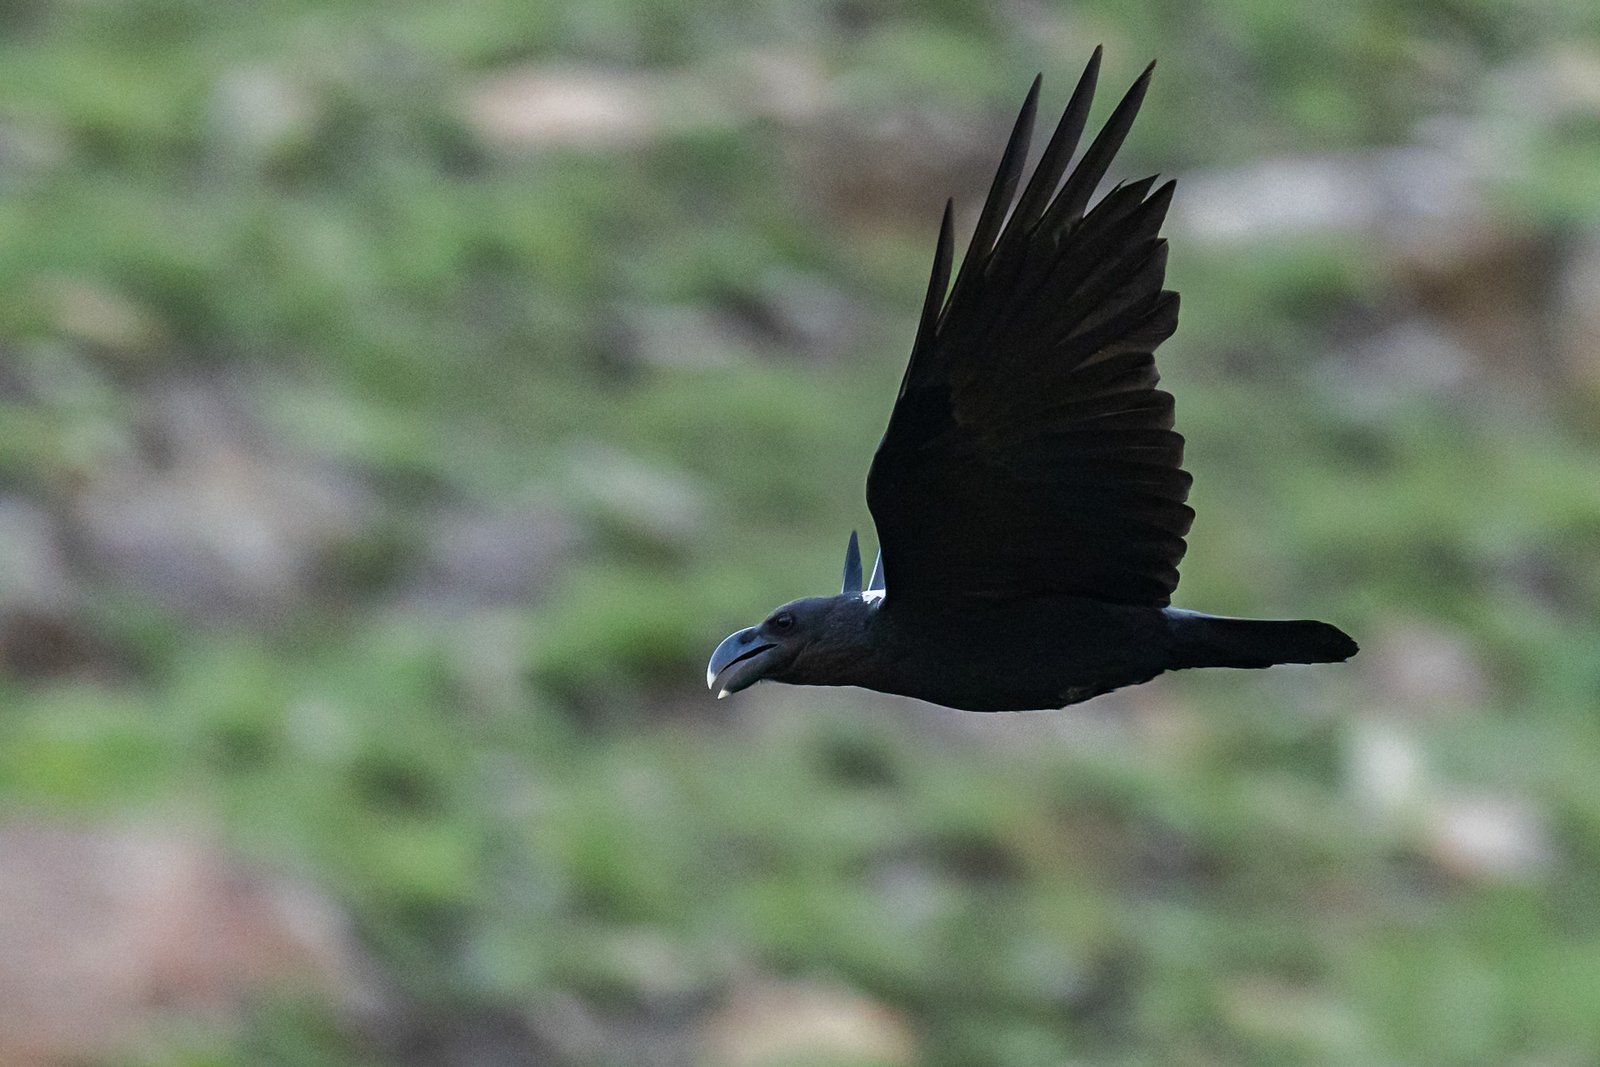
[866,51,1192,609]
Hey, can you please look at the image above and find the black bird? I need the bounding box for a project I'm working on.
[706,51,1356,712]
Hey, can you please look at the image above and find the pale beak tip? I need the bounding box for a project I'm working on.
[716,688,730,699]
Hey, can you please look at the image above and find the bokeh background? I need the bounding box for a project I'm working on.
[4,1,1600,1064]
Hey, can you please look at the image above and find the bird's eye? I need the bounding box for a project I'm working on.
[771,612,795,632]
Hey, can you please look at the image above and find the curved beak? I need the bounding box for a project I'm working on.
[706,626,777,699]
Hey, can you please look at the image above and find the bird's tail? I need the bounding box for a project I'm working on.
[1165,609,1358,670]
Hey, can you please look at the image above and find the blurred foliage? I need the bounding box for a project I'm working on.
[5,0,1600,1065]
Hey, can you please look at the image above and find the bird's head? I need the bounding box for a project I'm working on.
[705,595,871,699]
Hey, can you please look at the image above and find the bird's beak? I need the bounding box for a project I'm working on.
[706,626,777,699]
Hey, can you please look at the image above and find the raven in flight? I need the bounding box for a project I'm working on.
[707,51,1357,712]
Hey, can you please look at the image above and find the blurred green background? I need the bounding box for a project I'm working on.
[4,1,1600,1064]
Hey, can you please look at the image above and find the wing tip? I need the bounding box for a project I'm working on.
[841,529,864,594]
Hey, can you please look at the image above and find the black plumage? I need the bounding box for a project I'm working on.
[706,52,1356,712]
